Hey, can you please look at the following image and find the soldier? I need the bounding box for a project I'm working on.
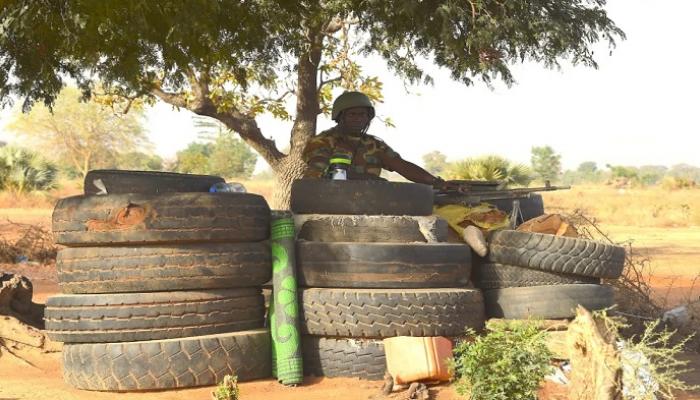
[302,91,454,190]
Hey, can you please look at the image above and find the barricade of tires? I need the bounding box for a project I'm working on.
[473,229,626,319]
[47,175,274,391]
[291,179,486,380]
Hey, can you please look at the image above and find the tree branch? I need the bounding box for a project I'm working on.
[150,78,284,166]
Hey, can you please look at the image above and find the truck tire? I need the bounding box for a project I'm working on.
[57,243,272,293]
[294,214,448,243]
[62,329,271,391]
[487,230,625,278]
[473,262,599,289]
[300,288,484,338]
[291,179,433,216]
[84,170,224,195]
[45,289,264,343]
[303,336,386,380]
[297,242,471,288]
[53,192,270,246]
[482,284,614,319]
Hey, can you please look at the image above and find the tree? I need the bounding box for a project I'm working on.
[530,146,562,183]
[0,146,58,193]
[668,163,700,183]
[577,161,601,183]
[446,155,532,187]
[175,143,213,175]
[0,1,624,207]
[192,116,258,178]
[6,87,149,178]
[117,152,164,171]
[422,151,449,176]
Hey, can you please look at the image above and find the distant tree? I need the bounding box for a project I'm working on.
[606,164,639,180]
[530,146,562,183]
[7,87,149,178]
[422,151,449,176]
[117,152,164,171]
[208,134,257,179]
[190,116,258,178]
[175,143,213,174]
[446,155,532,187]
[638,165,667,186]
[575,161,602,183]
[668,164,700,183]
[0,146,58,193]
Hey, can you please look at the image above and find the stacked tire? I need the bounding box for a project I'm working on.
[47,179,274,391]
[291,179,486,380]
[473,230,626,320]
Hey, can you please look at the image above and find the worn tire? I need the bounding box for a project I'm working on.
[62,329,271,391]
[57,243,272,294]
[297,242,471,288]
[473,262,599,289]
[45,289,264,343]
[303,336,386,380]
[291,179,433,216]
[300,288,484,337]
[84,170,224,195]
[486,194,545,223]
[483,284,614,319]
[294,214,448,243]
[53,192,270,246]
[487,230,626,278]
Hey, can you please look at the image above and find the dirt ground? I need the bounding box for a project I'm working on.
[1,211,699,399]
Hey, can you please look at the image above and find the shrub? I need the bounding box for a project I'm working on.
[451,322,552,400]
[211,375,240,400]
[446,155,532,187]
[0,146,58,193]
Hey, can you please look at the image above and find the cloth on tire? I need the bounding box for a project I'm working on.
[516,214,579,237]
[433,203,509,240]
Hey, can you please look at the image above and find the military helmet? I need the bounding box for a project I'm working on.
[331,91,375,122]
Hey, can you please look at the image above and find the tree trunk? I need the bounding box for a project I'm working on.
[270,155,308,210]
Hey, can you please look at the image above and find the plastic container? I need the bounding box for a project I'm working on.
[383,336,453,384]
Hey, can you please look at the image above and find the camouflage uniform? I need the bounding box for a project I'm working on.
[302,126,401,178]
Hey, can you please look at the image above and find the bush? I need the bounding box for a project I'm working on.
[446,155,532,187]
[452,322,552,400]
[211,375,239,400]
[0,146,58,193]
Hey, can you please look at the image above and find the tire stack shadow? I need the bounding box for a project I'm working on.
[46,173,275,392]
[290,179,487,380]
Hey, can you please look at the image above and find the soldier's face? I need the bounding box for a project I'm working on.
[340,107,370,134]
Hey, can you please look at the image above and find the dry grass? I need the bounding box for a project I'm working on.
[542,185,700,227]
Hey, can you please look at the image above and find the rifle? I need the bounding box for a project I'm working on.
[433,180,570,227]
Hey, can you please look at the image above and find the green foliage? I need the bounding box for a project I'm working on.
[208,134,258,178]
[422,150,449,176]
[452,322,552,400]
[175,119,257,178]
[117,152,164,171]
[175,143,214,174]
[211,375,239,400]
[530,146,562,183]
[446,155,532,187]
[6,87,150,177]
[0,146,58,193]
[0,0,625,180]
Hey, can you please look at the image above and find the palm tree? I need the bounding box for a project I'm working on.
[446,155,532,187]
[0,146,58,193]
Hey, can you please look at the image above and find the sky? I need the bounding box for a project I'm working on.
[1,0,698,173]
